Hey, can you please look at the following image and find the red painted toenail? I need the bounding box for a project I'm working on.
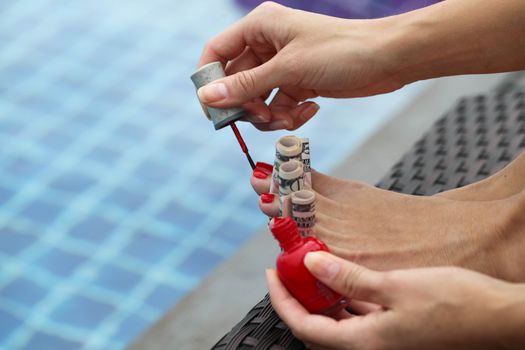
[255,162,273,175]
[253,169,268,179]
[261,193,275,204]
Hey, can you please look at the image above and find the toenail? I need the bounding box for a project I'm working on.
[255,162,273,175]
[261,193,275,204]
[253,169,269,179]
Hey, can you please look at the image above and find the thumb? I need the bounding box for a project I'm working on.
[197,60,280,107]
[304,252,391,306]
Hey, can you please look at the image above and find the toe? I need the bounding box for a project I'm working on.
[259,192,280,217]
[311,169,369,201]
[250,162,273,195]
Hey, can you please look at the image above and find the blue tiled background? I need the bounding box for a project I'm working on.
[0,1,428,349]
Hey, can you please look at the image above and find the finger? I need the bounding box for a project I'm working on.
[266,269,345,346]
[225,47,261,75]
[197,59,281,107]
[242,98,272,124]
[198,19,247,67]
[250,162,273,194]
[264,101,320,131]
[346,300,383,315]
[304,252,391,306]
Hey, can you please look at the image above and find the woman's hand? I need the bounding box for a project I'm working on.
[198,2,401,131]
[198,1,525,132]
[267,251,525,350]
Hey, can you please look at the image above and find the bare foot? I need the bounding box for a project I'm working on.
[313,182,525,282]
[249,156,525,282]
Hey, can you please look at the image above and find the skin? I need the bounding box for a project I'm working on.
[250,154,525,283]
[197,0,525,347]
[198,1,525,130]
[267,252,525,350]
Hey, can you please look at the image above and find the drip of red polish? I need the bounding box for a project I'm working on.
[261,193,275,204]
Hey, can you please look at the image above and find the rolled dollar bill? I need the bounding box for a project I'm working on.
[292,189,316,237]
[278,159,304,214]
[270,135,303,194]
[301,137,311,189]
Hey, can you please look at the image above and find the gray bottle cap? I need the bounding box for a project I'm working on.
[191,62,245,130]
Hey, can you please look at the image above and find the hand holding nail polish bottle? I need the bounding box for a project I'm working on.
[270,217,348,315]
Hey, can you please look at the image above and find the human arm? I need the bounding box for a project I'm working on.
[198,0,525,131]
[267,251,525,350]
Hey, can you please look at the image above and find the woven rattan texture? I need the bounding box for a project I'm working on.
[212,80,525,350]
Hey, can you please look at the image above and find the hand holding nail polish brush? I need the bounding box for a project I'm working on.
[191,61,256,170]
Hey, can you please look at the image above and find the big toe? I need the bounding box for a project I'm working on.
[250,162,273,195]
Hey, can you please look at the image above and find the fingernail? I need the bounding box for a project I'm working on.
[261,193,275,204]
[253,169,269,179]
[198,83,228,103]
[255,162,273,174]
[304,252,340,279]
[301,104,320,120]
[268,119,290,130]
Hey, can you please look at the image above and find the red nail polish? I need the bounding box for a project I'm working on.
[253,169,268,179]
[255,162,273,175]
[261,193,275,204]
[270,217,347,315]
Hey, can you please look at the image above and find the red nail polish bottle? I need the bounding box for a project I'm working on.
[270,217,348,315]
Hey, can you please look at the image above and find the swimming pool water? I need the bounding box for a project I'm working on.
[0,1,427,349]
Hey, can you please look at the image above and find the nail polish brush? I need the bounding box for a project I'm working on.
[191,61,256,170]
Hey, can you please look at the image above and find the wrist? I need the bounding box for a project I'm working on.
[375,2,484,86]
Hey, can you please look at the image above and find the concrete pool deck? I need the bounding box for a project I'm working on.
[127,73,509,350]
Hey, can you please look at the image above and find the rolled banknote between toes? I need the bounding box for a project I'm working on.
[301,138,312,189]
[270,135,303,194]
[291,189,316,237]
[279,159,304,216]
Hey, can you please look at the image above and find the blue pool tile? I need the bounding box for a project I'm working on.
[114,122,148,142]
[123,231,176,263]
[19,199,63,224]
[35,248,86,277]
[190,176,229,202]
[134,159,172,183]
[20,93,61,114]
[177,247,223,277]
[50,294,114,329]
[0,308,22,340]
[0,277,47,307]
[211,219,252,246]
[84,145,121,164]
[23,331,82,350]
[0,227,35,256]
[144,283,185,311]
[38,128,74,151]
[49,171,97,193]
[69,215,116,243]
[4,156,44,178]
[93,264,141,293]
[113,313,150,343]
[0,185,14,202]
[157,200,204,231]
[105,187,148,211]
[0,120,24,135]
